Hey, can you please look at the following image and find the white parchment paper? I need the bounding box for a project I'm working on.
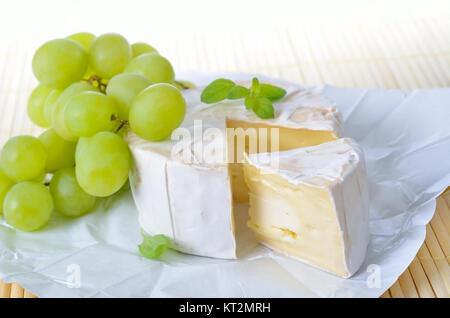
[0,72,449,298]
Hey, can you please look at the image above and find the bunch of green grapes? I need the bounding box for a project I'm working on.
[1,32,194,232]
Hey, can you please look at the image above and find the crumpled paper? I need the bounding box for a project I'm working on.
[0,72,449,298]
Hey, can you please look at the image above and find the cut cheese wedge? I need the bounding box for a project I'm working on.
[244,138,370,277]
[127,81,343,260]
[227,119,340,202]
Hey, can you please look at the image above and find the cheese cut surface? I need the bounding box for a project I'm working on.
[227,119,339,202]
[244,138,370,277]
[127,81,343,259]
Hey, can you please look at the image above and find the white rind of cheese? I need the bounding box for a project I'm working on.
[130,146,236,259]
[245,138,370,277]
[127,81,343,260]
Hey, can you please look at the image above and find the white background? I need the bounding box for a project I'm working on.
[1,0,449,49]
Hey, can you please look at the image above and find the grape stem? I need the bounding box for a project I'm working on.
[111,114,129,133]
[85,74,107,93]
[174,80,189,90]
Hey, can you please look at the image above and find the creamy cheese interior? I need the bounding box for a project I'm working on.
[243,163,348,277]
[226,119,338,203]
[243,138,370,277]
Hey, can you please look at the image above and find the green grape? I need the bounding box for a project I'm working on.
[52,82,98,141]
[67,32,96,78]
[43,89,62,126]
[129,83,186,141]
[75,132,131,197]
[0,169,14,215]
[65,91,119,137]
[27,85,53,127]
[32,171,47,183]
[3,182,53,232]
[131,42,158,58]
[124,53,174,84]
[67,32,95,52]
[0,135,47,183]
[172,79,196,90]
[105,73,151,120]
[50,167,97,217]
[88,33,131,79]
[38,129,76,172]
[32,39,88,89]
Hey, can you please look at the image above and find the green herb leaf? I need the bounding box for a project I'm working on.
[258,84,287,101]
[253,97,275,119]
[200,79,235,103]
[227,85,250,100]
[250,77,260,96]
[200,77,284,120]
[244,95,258,110]
[138,231,170,259]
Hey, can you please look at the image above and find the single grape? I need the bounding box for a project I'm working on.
[75,132,131,197]
[43,89,62,126]
[32,171,47,183]
[27,85,53,127]
[105,73,151,120]
[67,32,95,52]
[172,80,196,90]
[52,82,98,141]
[3,182,53,232]
[65,91,119,137]
[129,83,186,141]
[38,129,76,172]
[50,167,97,217]
[32,39,88,89]
[124,53,174,84]
[88,33,131,79]
[0,135,47,183]
[131,42,158,58]
[67,32,96,78]
[0,169,14,215]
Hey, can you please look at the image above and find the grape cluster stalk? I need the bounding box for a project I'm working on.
[0,32,193,232]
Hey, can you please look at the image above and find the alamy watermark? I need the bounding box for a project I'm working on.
[366,264,381,289]
[66,263,81,288]
[170,120,280,170]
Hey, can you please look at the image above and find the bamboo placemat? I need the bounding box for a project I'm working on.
[0,16,449,298]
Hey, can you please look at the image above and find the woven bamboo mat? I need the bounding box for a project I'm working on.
[0,16,449,298]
